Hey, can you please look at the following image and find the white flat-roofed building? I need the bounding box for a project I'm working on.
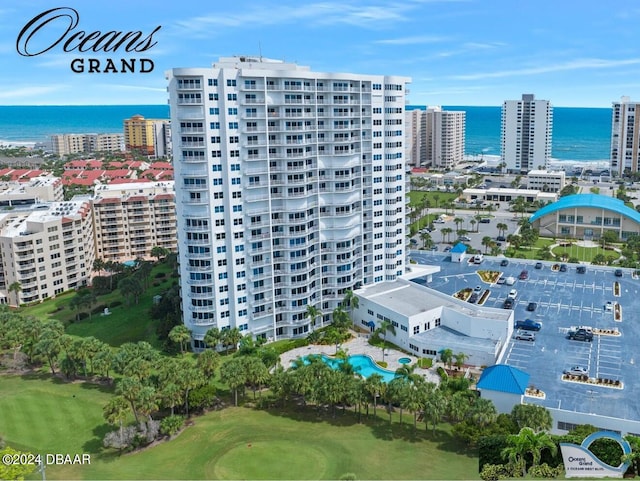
[352,278,514,366]
[501,94,553,173]
[92,181,176,263]
[462,187,557,204]
[526,169,566,192]
[0,199,95,306]
[167,56,410,347]
[0,175,63,206]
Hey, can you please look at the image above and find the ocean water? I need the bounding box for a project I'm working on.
[0,104,612,162]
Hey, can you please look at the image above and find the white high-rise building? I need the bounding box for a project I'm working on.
[500,94,552,173]
[610,96,640,176]
[405,106,465,168]
[425,107,465,169]
[167,56,411,347]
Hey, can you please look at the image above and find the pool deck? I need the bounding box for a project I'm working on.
[279,333,441,384]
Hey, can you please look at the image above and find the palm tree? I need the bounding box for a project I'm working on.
[501,427,557,477]
[169,325,192,354]
[8,281,21,307]
[363,373,384,417]
[204,327,222,350]
[220,357,247,406]
[420,232,433,249]
[497,222,508,237]
[481,236,493,254]
[222,327,243,354]
[196,349,220,379]
[103,396,130,448]
[510,404,553,432]
[342,289,359,326]
[469,218,477,234]
[453,352,469,370]
[439,348,453,370]
[304,304,321,331]
[441,227,453,243]
[376,319,396,362]
[453,217,464,233]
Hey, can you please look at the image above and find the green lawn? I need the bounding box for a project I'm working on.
[552,244,621,263]
[17,263,177,348]
[407,190,458,209]
[0,375,479,480]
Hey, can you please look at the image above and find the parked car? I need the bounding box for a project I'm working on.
[505,276,516,286]
[615,269,623,277]
[468,293,479,303]
[503,298,514,309]
[534,262,543,270]
[443,246,451,252]
[605,301,613,311]
[479,218,491,224]
[473,254,484,264]
[577,265,586,274]
[458,235,471,242]
[474,285,483,292]
[527,302,537,312]
[500,259,509,266]
[515,319,542,331]
[508,289,518,299]
[514,331,536,342]
[430,245,438,251]
[519,270,529,280]
[560,264,568,272]
[497,277,506,285]
[410,239,418,245]
[567,328,593,342]
[496,235,506,242]
[434,218,445,224]
[564,366,588,376]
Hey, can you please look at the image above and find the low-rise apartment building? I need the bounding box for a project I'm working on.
[92,181,176,263]
[526,169,566,192]
[0,199,95,306]
[0,175,63,206]
[51,133,124,156]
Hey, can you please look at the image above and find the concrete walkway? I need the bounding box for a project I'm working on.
[279,333,441,384]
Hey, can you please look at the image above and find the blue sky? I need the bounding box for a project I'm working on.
[2,0,640,107]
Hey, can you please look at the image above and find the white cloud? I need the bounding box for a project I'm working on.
[0,85,67,100]
[450,57,640,80]
[375,35,450,45]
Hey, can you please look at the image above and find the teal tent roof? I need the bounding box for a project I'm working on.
[530,194,640,225]
[477,364,529,395]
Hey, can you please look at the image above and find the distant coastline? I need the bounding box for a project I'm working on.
[0,104,612,163]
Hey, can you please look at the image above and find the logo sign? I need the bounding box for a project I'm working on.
[16,7,161,74]
[560,431,631,478]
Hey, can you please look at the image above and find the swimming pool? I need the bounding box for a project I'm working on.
[297,354,397,383]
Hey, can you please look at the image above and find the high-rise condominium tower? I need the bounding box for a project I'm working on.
[500,94,552,173]
[167,57,410,348]
[405,107,465,168]
[610,96,640,176]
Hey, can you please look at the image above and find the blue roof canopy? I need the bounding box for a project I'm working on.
[450,243,468,253]
[530,194,640,225]
[477,364,530,395]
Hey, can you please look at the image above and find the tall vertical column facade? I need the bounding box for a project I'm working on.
[610,96,640,176]
[500,94,552,173]
[166,57,410,347]
[405,106,465,168]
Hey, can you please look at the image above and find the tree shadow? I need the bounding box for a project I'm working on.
[83,423,112,453]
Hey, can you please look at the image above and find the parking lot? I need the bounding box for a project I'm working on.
[410,252,640,420]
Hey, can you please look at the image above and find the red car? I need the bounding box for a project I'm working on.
[519,270,529,280]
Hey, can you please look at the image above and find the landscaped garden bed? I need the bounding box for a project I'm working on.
[561,374,623,389]
[593,327,620,336]
[614,281,621,297]
[524,387,546,400]
[477,289,490,306]
[477,270,500,284]
[453,288,472,301]
[614,302,622,322]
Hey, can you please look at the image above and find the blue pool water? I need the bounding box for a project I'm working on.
[398,357,412,365]
[298,354,397,383]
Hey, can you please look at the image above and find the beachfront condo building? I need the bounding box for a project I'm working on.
[500,94,553,173]
[610,96,640,176]
[123,115,172,158]
[92,181,177,263]
[167,56,410,347]
[51,133,124,156]
[0,199,95,306]
[405,106,465,168]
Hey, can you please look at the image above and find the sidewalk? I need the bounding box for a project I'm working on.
[279,333,440,384]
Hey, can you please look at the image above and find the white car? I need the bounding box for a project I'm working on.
[605,301,613,311]
[514,331,535,342]
[505,277,516,286]
[508,289,518,299]
[565,366,588,376]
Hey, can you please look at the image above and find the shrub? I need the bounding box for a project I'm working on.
[528,463,561,478]
[77,311,89,321]
[479,463,511,481]
[155,272,167,278]
[417,357,433,369]
[160,415,185,437]
[188,384,220,412]
[110,300,123,308]
[437,366,448,379]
